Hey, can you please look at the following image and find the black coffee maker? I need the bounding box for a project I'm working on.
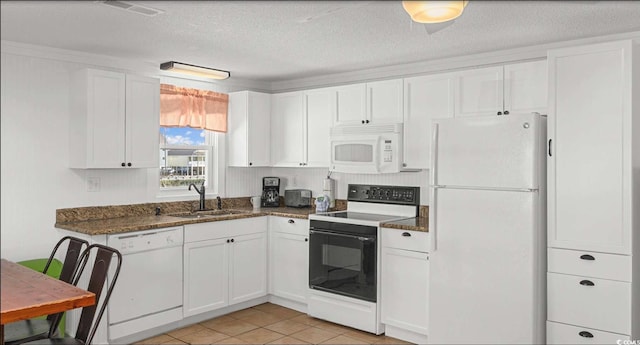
[261,177,280,207]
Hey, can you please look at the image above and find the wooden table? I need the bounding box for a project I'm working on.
[1,259,96,344]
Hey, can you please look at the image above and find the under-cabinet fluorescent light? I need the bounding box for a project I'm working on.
[160,61,230,80]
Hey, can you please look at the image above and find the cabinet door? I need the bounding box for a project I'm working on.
[227,91,250,167]
[183,239,228,317]
[504,60,547,115]
[381,247,429,335]
[454,66,503,117]
[403,73,455,169]
[247,92,272,167]
[228,232,267,305]
[80,69,126,168]
[334,83,366,126]
[271,92,305,167]
[125,74,159,168]
[229,91,271,167]
[271,232,309,303]
[305,89,333,167]
[548,42,630,254]
[367,79,403,124]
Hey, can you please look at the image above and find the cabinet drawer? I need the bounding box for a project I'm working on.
[185,217,267,243]
[547,321,629,344]
[382,228,429,252]
[547,273,631,335]
[269,216,309,236]
[548,248,631,282]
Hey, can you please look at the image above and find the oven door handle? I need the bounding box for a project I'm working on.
[309,229,376,242]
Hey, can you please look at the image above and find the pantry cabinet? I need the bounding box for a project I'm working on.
[271,89,331,167]
[70,68,159,169]
[333,79,403,126]
[546,40,639,343]
[403,72,455,169]
[227,91,271,167]
[381,228,430,344]
[454,60,547,117]
[269,217,309,307]
[183,217,267,317]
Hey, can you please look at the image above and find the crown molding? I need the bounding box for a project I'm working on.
[0,40,271,92]
[269,30,640,93]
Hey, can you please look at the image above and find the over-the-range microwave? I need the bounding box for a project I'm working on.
[329,123,403,174]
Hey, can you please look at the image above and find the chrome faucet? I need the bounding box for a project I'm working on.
[188,182,206,211]
[217,196,222,210]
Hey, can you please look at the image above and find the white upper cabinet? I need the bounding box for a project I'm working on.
[504,60,547,115]
[271,89,332,168]
[454,60,547,117]
[367,79,404,124]
[271,91,305,167]
[227,91,271,167]
[334,83,367,126]
[333,79,403,126]
[454,66,504,117]
[304,88,333,167]
[70,68,159,168]
[403,72,455,170]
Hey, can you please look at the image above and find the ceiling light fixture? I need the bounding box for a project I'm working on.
[160,61,230,80]
[402,1,468,24]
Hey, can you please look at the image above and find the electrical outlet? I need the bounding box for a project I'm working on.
[87,177,100,192]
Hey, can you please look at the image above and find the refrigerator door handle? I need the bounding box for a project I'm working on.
[430,123,439,252]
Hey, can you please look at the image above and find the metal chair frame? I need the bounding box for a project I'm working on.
[5,236,89,345]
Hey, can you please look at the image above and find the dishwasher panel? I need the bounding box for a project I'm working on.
[107,227,183,326]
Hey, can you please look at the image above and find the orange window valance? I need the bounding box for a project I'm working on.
[160,84,228,133]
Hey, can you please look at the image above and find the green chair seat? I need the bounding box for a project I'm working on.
[17,258,66,337]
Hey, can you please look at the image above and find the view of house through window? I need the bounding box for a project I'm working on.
[159,127,214,189]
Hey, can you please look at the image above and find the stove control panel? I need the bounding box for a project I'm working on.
[347,184,420,205]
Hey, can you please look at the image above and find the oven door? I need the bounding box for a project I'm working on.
[308,227,377,302]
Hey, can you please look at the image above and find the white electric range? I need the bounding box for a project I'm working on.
[307,184,420,334]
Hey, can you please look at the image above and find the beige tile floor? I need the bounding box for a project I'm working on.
[135,303,413,345]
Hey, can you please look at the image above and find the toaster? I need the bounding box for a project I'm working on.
[285,189,312,208]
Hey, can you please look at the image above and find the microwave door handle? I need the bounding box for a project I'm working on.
[374,137,381,172]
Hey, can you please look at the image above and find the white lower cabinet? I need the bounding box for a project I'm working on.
[269,217,309,308]
[183,217,267,317]
[547,321,629,344]
[381,228,429,344]
[547,273,631,335]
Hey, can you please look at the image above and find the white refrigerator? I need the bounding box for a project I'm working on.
[428,113,546,344]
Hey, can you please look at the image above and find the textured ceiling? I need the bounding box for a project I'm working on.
[2,1,640,83]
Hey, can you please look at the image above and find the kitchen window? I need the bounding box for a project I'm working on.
[159,84,228,196]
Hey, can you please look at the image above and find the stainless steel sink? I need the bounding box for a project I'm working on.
[170,209,247,219]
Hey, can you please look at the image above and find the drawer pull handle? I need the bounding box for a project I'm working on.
[288,219,295,224]
[580,254,595,261]
[578,331,594,338]
[579,280,595,287]
[402,232,411,237]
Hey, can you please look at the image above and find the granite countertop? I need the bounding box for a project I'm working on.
[54,198,427,235]
[55,206,318,236]
[380,216,428,232]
